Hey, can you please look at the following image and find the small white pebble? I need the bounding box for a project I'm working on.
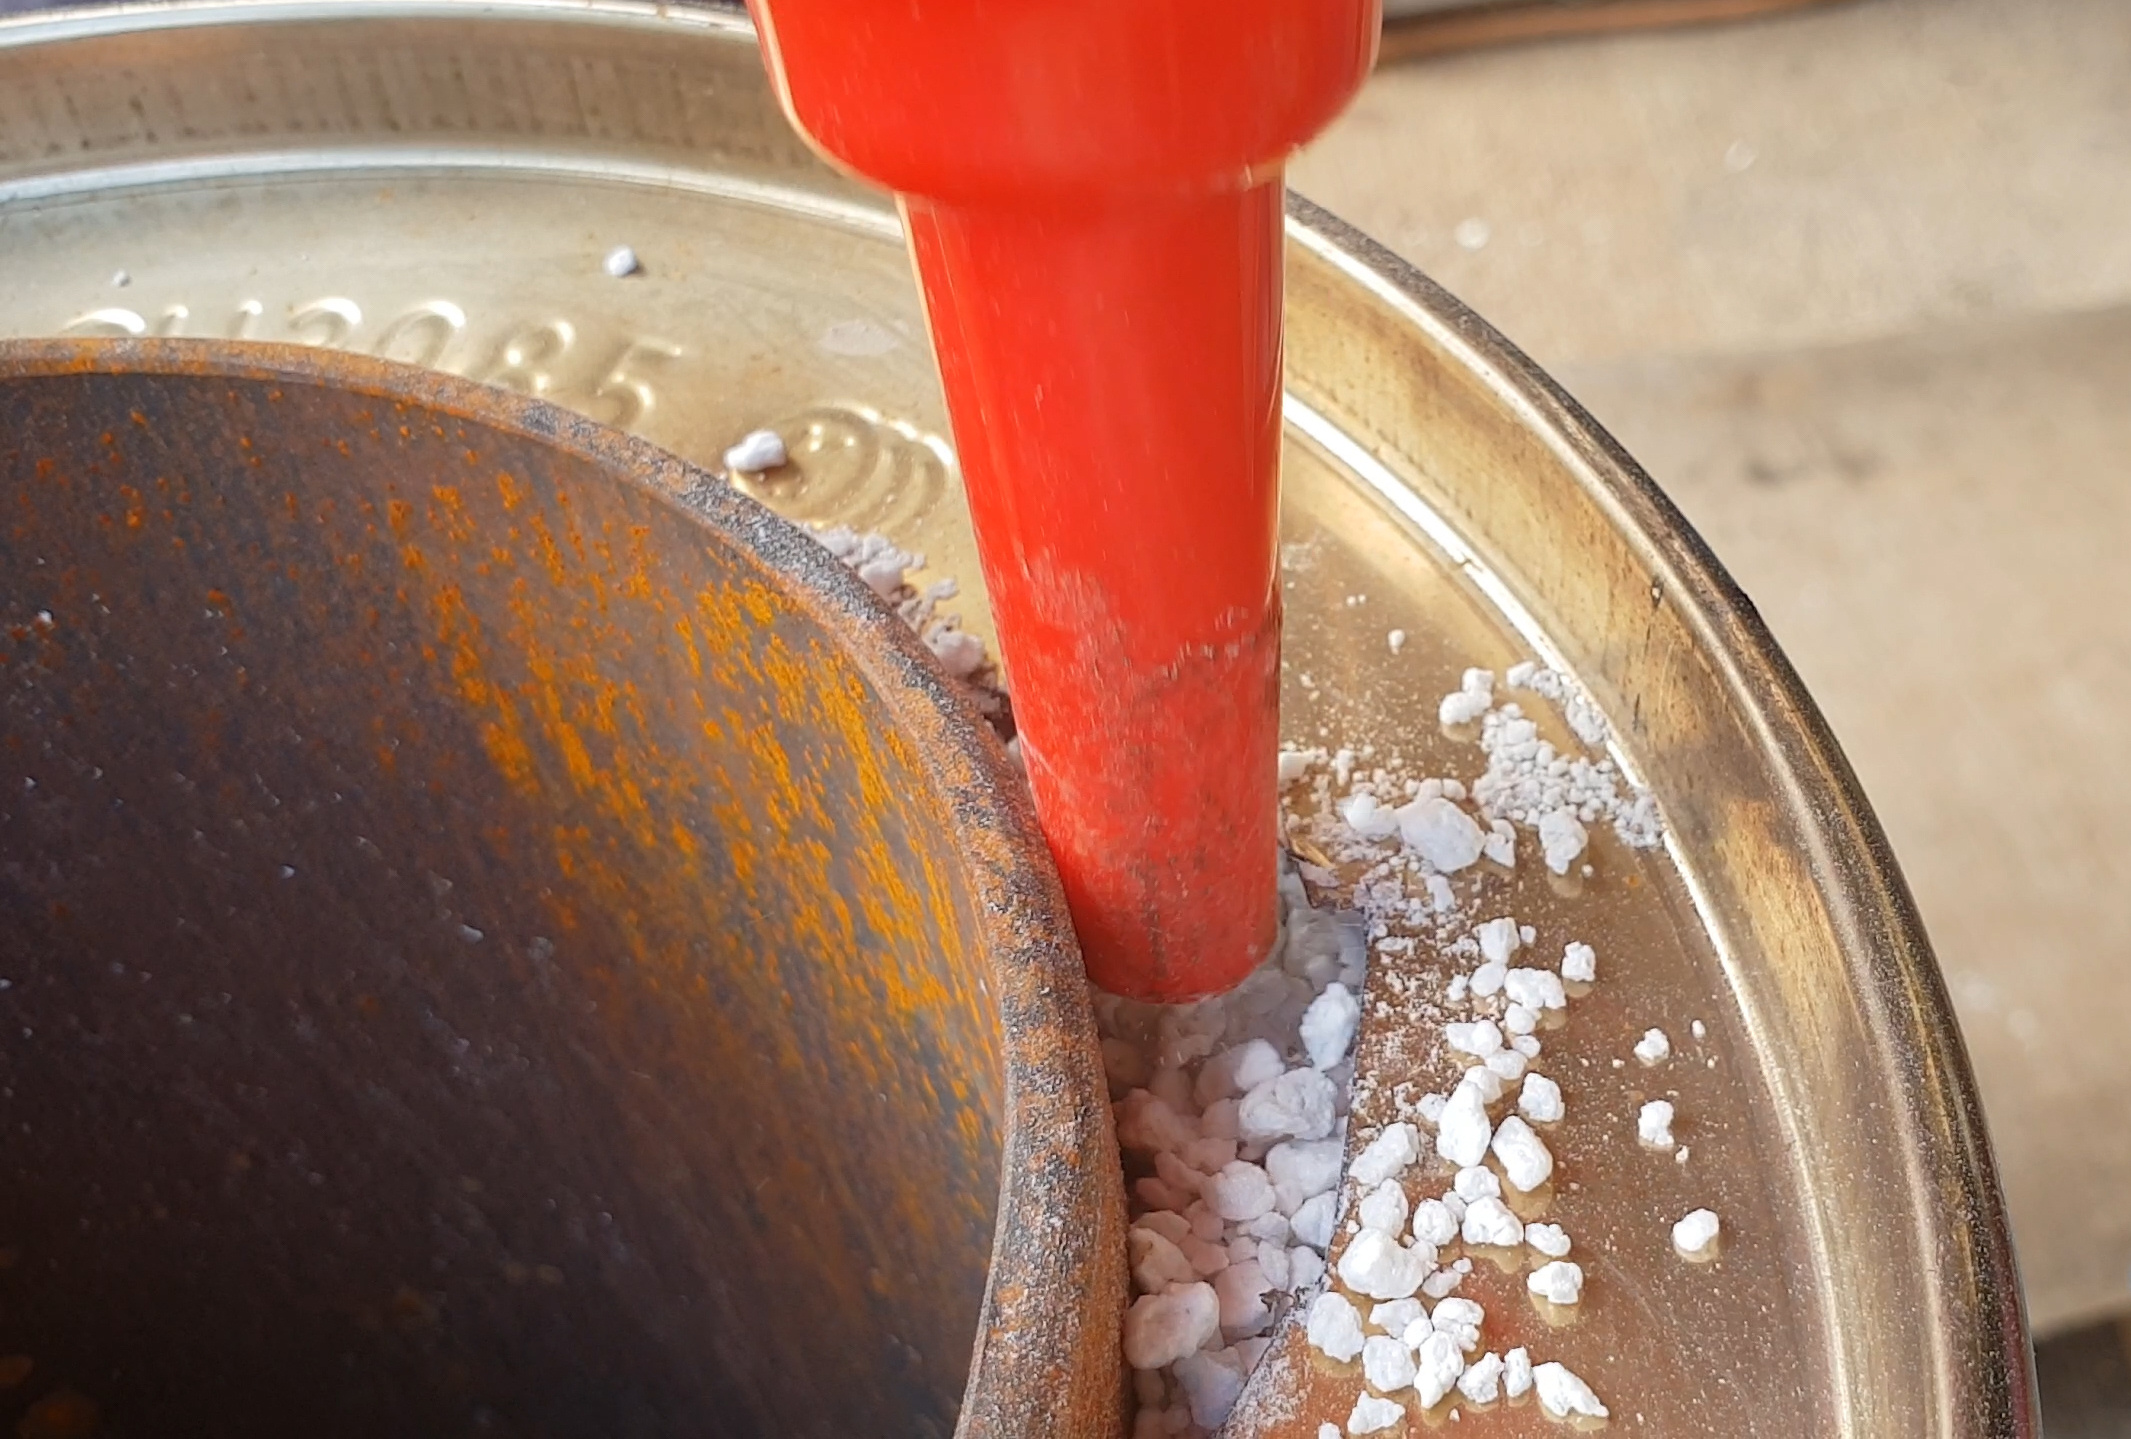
[1639,1098,1676,1151]
[1444,1020,1503,1059]
[1291,1192,1337,1250]
[1319,1426,1340,1439]
[1349,1122,1422,1189]
[1691,1018,1708,1040]
[1204,1160,1277,1221]
[1413,1329,1467,1407]
[1527,1259,1583,1306]
[1475,916,1521,964]
[1337,1229,1431,1301]
[1673,1207,1722,1258]
[1537,807,1588,874]
[1502,967,1566,1011]
[1238,1067,1339,1142]
[1461,1196,1522,1248]
[1511,1034,1541,1059]
[110,269,131,288]
[1357,1180,1410,1236]
[1483,1048,1527,1083]
[723,428,787,472]
[1503,1003,1537,1036]
[1452,1166,1500,1203]
[1299,982,1361,1069]
[602,244,641,277]
[1524,1222,1571,1258]
[1388,629,1407,654]
[1430,1296,1484,1353]
[1503,1346,1533,1399]
[1416,1092,1448,1125]
[1411,1197,1459,1247]
[1453,216,1492,250]
[1398,796,1485,871]
[1533,1361,1608,1419]
[1490,1115,1553,1191]
[1348,1393,1405,1435]
[1306,1290,1365,1362]
[1420,1265,1464,1299]
[1461,1062,1506,1105]
[1122,1283,1220,1369]
[1518,1073,1564,1124]
[1634,1027,1671,1065]
[1561,941,1597,983]
[1362,1333,1418,1393]
[1457,1350,1505,1404]
[1371,1298,1427,1337]
[1435,1079,1494,1168]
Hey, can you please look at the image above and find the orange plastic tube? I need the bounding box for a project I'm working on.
[748,0,1379,1000]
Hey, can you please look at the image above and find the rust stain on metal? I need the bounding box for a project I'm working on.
[0,339,1125,1439]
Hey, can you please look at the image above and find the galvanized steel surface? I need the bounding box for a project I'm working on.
[0,339,1124,1438]
[0,4,2030,1435]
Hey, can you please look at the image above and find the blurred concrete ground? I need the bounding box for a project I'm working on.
[1293,0,2131,1393]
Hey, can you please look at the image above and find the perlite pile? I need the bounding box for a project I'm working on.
[793,505,1727,1435]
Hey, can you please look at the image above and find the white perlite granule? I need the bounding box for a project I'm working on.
[601,244,640,277]
[723,427,787,473]
[1639,1098,1677,1151]
[1346,1393,1403,1435]
[1534,1361,1609,1419]
[1450,664,1663,854]
[1526,1259,1584,1306]
[1634,1027,1672,1066]
[1673,1207,1722,1259]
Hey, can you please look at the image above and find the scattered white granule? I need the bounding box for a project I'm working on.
[1430,1296,1484,1353]
[1462,1065,1506,1103]
[1421,1265,1464,1299]
[1445,1020,1503,1059]
[1673,1207,1722,1259]
[1348,1122,1421,1188]
[1634,1027,1672,1065]
[602,244,640,277]
[924,626,988,679]
[1503,967,1566,1011]
[1691,1018,1708,1040]
[1371,1298,1427,1338]
[1561,941,1597,983]
[1461,1196,1523,1248]
[1452,1166,1500,1203]
[1533,1361,1608,1419]
[1339,792,1403,842]
[1238,1067,1339,1141]
[1130,1227,1197,1293]
[1268,1137,1344,1213]
[1306,1290,1365,1362]
[1175,1347,1251,1428]
[1300,982,1361,1069]
[1490,1116,1553,1191]
[1319,1426,1340,1439]
[1347,1393,1404,1435]
[1337,1229,1431,1300]
[1123,1282,1220,1369]
[1511,1034,1541,1059]
[1524,1222,1570,1258]
[1639,1099,1676,1151]
[1483,819,1516,868]
[1357,1181,1410,1236]
[1457,1350,1505,1404]
[1416,1092,1449,1125]
[1518,1073,1564,1123]
[1197,1040,1284,1106]
[1413,1330,1467,1407]
[723,428,786,472]
[1438,668,1494,726]
[1362,1334,1418,1393]
[1277,749,1319,785]
[1537,807,1588,874]
[1475,916,1522,964]
[1503,1003,1537,1036]
[1435,1079,1494,1167]
[1388,629,1407,654]
[1503,1347,1533,1399]
[1469,961,1506,999]
[1205,1161,1277,1221]
[1411,1198,1459,1247]
[1398,796,1484,871]
[1526,1259,1584,1306]
[1292,1193,1337,1250]
[1484,1048,1528,1083]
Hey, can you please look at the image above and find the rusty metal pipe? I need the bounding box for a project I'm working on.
[0,339,1125,1439]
